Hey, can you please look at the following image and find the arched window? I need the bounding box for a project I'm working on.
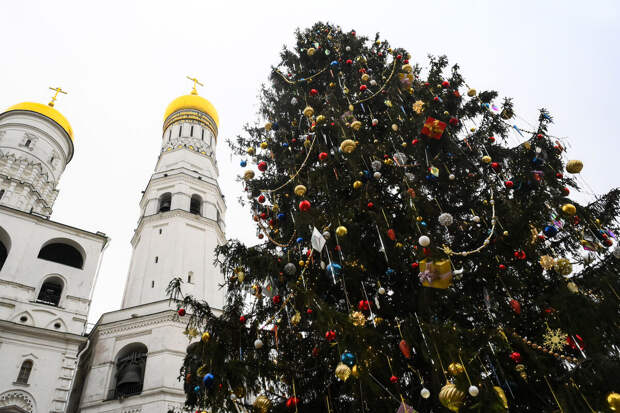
[158,192,171,213]
[0,226,10,272]
[0,189,5,199]
[37,241,84,269]
[110,343,148,399]
[37,276,63,306]
[16,360,33,384]
[190,194,202,215]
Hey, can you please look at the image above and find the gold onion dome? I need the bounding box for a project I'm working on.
[3,101,73,140]
[163,83,219,141]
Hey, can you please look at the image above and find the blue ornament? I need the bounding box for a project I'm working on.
[326,263,342,277]
[341,351,356,367]
[277,212,286,221]
[299,78,305,83]
[240,160,247,167]
[194,385,200,392]
[296,237,304,244]
[543,225,559,237]
[330,60,339,67]
[532,156,545,167]
[386,268,395,276]
[202,373,215,388]
[420,221,427,227]
[272,122,279,131]
[282,143,289,148]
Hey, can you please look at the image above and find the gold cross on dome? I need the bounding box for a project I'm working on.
[48,87,67,107]
[186,76,204,95]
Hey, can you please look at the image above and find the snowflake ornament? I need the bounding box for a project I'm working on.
[543,328,568,352]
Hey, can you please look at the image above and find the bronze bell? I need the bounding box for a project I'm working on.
[117,364,142,387]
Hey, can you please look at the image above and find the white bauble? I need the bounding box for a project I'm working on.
[372,118,379,126]
[472,216,481,223]
[254,339,264,349]
[449,174,456,180]
[291,97,298,105]
[378,287,386,295]
[370,79,377,86]
[371,160,382,171]
[345,46,351,51]
[468,385,479,397]
[418,235,431,247]
[438,212,454,226]
[373,171,382,179]
[323,231,331,240]
[420,387,431,399]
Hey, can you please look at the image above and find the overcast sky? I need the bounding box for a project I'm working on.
[1,0,618,324]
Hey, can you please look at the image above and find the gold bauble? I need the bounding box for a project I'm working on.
[561,203,577,216]
[607,392,620,411]
[307,47,316,56]
[243,170,255,180]
[349,311,366,327]
[448,362,465,376]
[336,225,348,237]
[566,159,584,174]
[494,386,509,409]
[554,258,573,276]
[351,364,360,378]
[539,255,556,270]
[247,147,255,155]
[298,260,305,267]
[340,139,357,153]
[503,231,509,236]
[482,155,492,164]
[385,99,393,107]
[391,123,398,131]
[303,139,311,149]
[294,184,307,196]
[361,73,370,81]
[353,180,363,189]
[566,281,579,293]
[329,81,336,88]
[316,114,326,123]
[335,362,352,381]
[467,88,477,97]
[260,141,268,149]
[264,122,272,131]
[237,271,245,282]
[303,105,314,118]
[348,104,354,111]
[201,332,211,342]
[402,64,413,73]
[351,120,362,131]
[291,311,301,325]
[253,395,272,413]
[439,383,466,412]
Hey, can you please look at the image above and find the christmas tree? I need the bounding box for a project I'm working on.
[168,22,620,413]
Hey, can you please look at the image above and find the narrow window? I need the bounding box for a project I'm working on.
[37,277,63,306]
[201,129,204,141]
[190,194,202,215]
[178,126,182,137]
[159,228,162,234]
[190,126,194,137]
[16,360,33,384]
[151,281,155,288]
[155,256,158,263]
[187,273,192,283]
[24,139,31,148]
[0,189,4,200]
[50,155,55,164]
[168,129,172,140]
[158,193,171,213]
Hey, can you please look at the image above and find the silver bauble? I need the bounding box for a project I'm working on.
[438,212,454,226]
[420,387,431,399]
[284,262,297,276]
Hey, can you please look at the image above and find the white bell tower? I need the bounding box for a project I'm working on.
[73,79,226,413]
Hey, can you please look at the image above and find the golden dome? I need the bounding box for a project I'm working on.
[164,92,219,128]
[4,102,73,140]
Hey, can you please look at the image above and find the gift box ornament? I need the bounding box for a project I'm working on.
[418,259,453,289]
[421,117,447,140]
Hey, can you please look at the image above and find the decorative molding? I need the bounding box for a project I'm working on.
[115,329,152,341]
[0,390,35,413]
[0,279,36,292]
[66,295,90,304]
[97,313,183,337]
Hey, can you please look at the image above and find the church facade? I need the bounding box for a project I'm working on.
[0,83,226,413]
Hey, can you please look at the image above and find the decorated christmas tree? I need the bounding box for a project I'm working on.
[168,22,620,413]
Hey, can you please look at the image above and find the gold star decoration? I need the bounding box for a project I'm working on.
[412,100,425,114]
[543,327,568,352]
[349,311,367,327]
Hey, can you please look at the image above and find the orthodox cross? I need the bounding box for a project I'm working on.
[186,76,204,95]
[48,87,67,107]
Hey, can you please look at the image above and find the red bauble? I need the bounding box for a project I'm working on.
[351,30,356,36]
[514,250,526,260]
[433,96,439,102]
[286,397,300,409]
[396,54,402,60]
[491,162,500,171]
[411,138,419,145]
[306,308,313,314]
[387,228,396,241]
[239,315,246,323]
[258,233,264,239]
[489,136,496,143]
[260,212,267,219]
[510,299,521,314]
[509,351,522,363]
[325,330,336,341]
[399,339,412,359]
[449,117,459,126]
[390,375,399,384]
[318,151,328,161]
[537,133,544,139]
[346,59,353,65]
[177,308,186,316]
[358,300,370,311]
[504,180,514,188]
[258,195,266,203]
[309,88,318,96]
[299,200,311,211]
[411,262,419,270]
[258,161,267,172]
[360,84,367,91]
[291,138,297,143]
[367,202,374,209]
[272,295,281,305]
[441,80,450,87]
[562,187,570,195]
[403,59,409,64]
[453,90,461,97]
[499,264,506,270]
[556,172,564,179]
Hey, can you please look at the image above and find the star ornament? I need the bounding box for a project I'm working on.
[412,100,425,114]
[543,328,568,352]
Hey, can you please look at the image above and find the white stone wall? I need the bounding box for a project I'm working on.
[0,205,107,413]
[0,111,73,217]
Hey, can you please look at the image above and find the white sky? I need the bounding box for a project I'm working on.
[1,0,618,324]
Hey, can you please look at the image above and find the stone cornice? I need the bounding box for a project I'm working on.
[0,278,36,292]
[0,319,86,343]
[93,311,185,337]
